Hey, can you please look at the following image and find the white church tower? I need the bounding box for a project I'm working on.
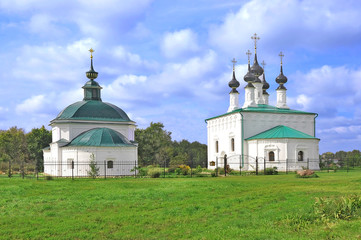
[276,51,289,109]
[227,58,240,112]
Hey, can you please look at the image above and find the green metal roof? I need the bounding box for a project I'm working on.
[52,100,132,123]
[246,125,319,140]
[205,104,316,121]
[67,128,136,147]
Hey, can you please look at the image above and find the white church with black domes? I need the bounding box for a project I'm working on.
[206,34,320,171]
[43,49,138,177]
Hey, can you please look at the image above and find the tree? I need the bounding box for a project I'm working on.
[87,154,99,178]
[0,127,28,177]
[135,122,172,166]
[26,126,52,172]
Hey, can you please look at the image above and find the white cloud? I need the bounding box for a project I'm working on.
[12,38,97,85]
[289,65,361,116]
[16,95,46,115]
[161,29,199,58]
[209,0,361,55]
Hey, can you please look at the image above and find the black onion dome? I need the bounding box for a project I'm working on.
[86,59,98,80]
[276,65,288,84]
[243,63,255,83]
[250,54,264,77]
[262,73,270,90]
[228,69,240,89]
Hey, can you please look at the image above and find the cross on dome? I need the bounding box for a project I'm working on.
[261,60,266,69]
[89,48,94,59]
[231,58,237,70]
[251,33,260,54]
[279,51,284,66]
[246,50,252,64]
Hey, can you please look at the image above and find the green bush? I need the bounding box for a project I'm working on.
[45,175,53,180]
[211,172,217,177]
[194,165,202,174]
[265,167,278,175]
[314,195,361,221]
[148,168,161,178]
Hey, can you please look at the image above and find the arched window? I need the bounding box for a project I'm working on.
[269,151,275,161]
[231,138,235,152]
[298,151,304,161]
[215,141,219,153]
[107,160,114,169]
[210,161,215,166]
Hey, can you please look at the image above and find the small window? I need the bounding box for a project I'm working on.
[231,138,235,152]
[210,161,215,166]
[269,151,275,162]
[215,141,219,153]
[107,160,114,169]
[298,151,304,161]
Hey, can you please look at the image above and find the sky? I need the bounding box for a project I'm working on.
[0,0,361,154]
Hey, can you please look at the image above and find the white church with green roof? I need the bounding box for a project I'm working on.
[206,34,320,171]
[43,50,138,177]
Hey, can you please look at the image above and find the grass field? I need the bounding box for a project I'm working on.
[1,170,361,239]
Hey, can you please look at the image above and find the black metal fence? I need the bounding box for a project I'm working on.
[0,157,359,179]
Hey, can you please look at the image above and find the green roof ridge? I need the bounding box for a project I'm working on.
[246,125,319,140]
[205,104,316,121]
[66,128,136,147]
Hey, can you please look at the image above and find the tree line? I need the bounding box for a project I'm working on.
[320,150,361,168]
[135,122,208,168]
[0,122,208,175]
[0,126,52,175]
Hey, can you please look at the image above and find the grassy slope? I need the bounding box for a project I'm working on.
[0,171,361,240]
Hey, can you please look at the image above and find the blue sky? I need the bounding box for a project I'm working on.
[0,0,361,153]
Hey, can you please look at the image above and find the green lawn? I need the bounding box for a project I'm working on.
[1,170,361,239]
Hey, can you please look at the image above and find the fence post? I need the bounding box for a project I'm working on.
[240,155,242,176]
[256,157,258,175]
[190,160,193,178]
[307,158,309,170]
[135,160,137,178]
[264,158,266,175]
[224,155,227,177]
[8,160,11,178]
[104,160,106,179]
[286,158,288,174]
[216,157,218,177]
[163,160,166,178]
[72,160,74,180]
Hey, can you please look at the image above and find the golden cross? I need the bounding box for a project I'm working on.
[246,50,252,63]
[279,51,284,65]
[231,58,237,70]
[89,48,94,59]
[261,60,266,69]
[251,33,260,53]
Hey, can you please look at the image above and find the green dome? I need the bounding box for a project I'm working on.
[68,128,135,147]
[53,100,132,122]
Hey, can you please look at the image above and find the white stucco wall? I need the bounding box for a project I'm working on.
[44,146,137,177]
[207,111,319,171]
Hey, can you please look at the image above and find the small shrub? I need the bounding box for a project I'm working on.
[214,167,225,175]
[148,168,161,178]
[314,195,361,221]
[45,175,53,180]
[87,154,99,179]
[194,165,202,174]
[265,167,278,175]
[178,165,190,175]
[211,172,217,177]
[168,166,177,173]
